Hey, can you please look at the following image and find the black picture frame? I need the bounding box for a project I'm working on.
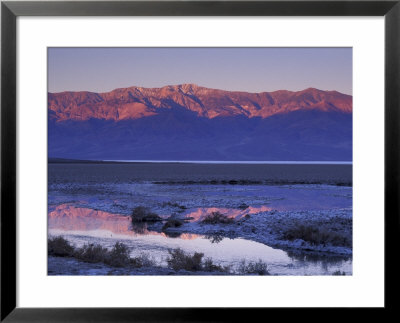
[1,0,399,321]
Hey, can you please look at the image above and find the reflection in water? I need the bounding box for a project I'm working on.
[48,204,199,240]
[48,204,352,275]
[286,250,351,264]
[204,233,225,244]
[48,204,271,236]
[183,205,272,222]
[163,231,183,238]
[130,222,148,235]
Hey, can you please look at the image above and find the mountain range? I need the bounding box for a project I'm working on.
[48,84,352,161]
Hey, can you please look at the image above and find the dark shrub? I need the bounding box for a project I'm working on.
[166,248,230,273]
[74,243,108,263]
[201,211,235,224]
[74,242,134,267]
[162,217,184,231]
[166,248,204,271]
[282,224,351,247]
[202,257,230,273]
[48,236,74,257]
[237,259,270,275]
[332,270,346,276]
[105,242,131,267]
[48,236,157,269]
[131,206,162,222]
[131,253,157,268]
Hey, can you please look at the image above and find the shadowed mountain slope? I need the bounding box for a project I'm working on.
[48,84,352,161]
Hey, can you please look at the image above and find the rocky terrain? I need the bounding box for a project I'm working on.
[48,84,352,161]
[49,84,352,121]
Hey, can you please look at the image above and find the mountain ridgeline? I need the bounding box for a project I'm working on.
[48,84,352,161]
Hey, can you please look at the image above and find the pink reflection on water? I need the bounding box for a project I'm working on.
[184,205,272,222]
[48,204,199,240]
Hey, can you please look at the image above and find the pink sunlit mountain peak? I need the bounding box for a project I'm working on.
[48,85,352,122]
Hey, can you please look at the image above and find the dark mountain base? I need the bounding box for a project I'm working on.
[48,109,352,161]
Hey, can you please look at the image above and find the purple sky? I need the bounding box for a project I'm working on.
[48,47,352,95]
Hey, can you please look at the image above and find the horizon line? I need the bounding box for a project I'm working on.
[104,160,352,164]
[48,84,352,96]
[48,158,352,165]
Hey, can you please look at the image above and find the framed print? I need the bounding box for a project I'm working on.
[1,0,399,321]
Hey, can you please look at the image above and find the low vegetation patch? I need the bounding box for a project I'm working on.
[166,248,204,271]
[105,242,131,267]
[166,248,229,273]
[202,257,231,273]
[131,206,162,222]
[332,270,346,276]
[282,224,352,247]
[49,238,271,275]
[130,253,157,268]
[74,243,109,264]
[201,211,235,224]
[48,236,74,257]
[48,237,156,268]
[237,259,270,275]
[73,242,133,267]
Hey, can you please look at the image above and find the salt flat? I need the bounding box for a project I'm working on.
[48,162,352,275]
